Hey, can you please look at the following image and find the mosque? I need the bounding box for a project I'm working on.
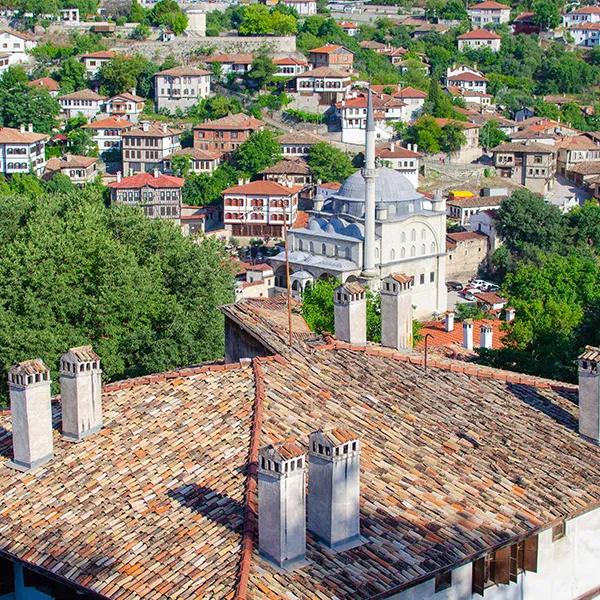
[269,91,447,318]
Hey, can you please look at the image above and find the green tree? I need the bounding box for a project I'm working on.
[238,3,271,35]
[479,119,508,150]
[496,189,566,254]
[130,23,151,40]
[67,127,98,156]
[183,163,239,204]
[425,78,456,119]
[270,11,297,35]
[44,173,77,194]
[148,0,188,34]
[233,130,281,175]
[171,154,192,177]
[0,85,60,134]
[0,189,235,406]
[246,53,276,90]
[532,0,562,30]
[129,0,147,22]
[55,57,87,93]
[440,123,466,153]
[568,201,600,250]
[97,55,152,96]
[406,116,443,154]
[307,142,355,183]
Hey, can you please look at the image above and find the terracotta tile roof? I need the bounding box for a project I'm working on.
[447,72,488,82]
[557,136,600,150]
[469,0,510,9]
[0,28,35,41]
[165,147,220,161]
[319,181,341,190]
[260,158,311,175]
[9,358,49,377]
[458,28,502,39]
[394,86,427,99]
[155,66,211,77]
[573,21,600,30]
[293,210,310,228]
[341,281,364,294]
[109,91,145,102]
[510,128,558,140]
[223,180,303,196]
[80,50,116,59]
[83,116,134,130]
[0,127,48,144]
[492,141,555,153]
[376,144,422,159]
[447,230,489,243]
[273,56,308,66]
[278,130,327,145]
[359,40,387,50]
[298,66,352,78]
[569,5,600,13]
[58,88,106,101]
[122,123,183,137]
[46,155,98,170]
[340,21,358,28]
[205,53,254,65]
[389,273,413,284]
[28,77,59,91]
[474,291,507,305]
[580,345,600,361]
[569,161,600,175]
[433,118,481,130]
[417,318,506,351]
[309,43,349,54]
[108,172,184,190]
[194,113,264,131]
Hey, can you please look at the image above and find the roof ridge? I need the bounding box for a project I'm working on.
[235,355,284,599]
[316,338,577,392]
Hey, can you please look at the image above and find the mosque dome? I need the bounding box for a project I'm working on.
[336,167,421,204]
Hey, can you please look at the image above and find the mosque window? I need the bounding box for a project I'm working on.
[321,243,326,255]
[411,229,416,241]
[390,249,396,260]
[298,240,303,251]
[345,247,351,259]
[375,247,379,259]
[309,241,314,253]
[410,246,415,257]
[401,232,406,243]
[421,244,426,254]
[431,242,436,253]
[421,229,426,240]
[401,247,406,258]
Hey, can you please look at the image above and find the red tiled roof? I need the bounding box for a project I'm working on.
[46,155,97,170]
[58,88,106,101]
[416,318,506,351]
[571,21,600,30]
[109,91,145,103]
[458,28,502,39]
[433,117,481,130]
[194,113,264,131]
[28,77,59,91]
[205,53,253,64]
[293,210,310,228]
[394,86,427,99]
[223,180,303,196]
[569,5,600,14]
[298,66,352,78]
[309,43,349,54]
[0,126,48,143]
[273,56,308,66]
[82,116,134,130]
[469,0,510,9]
[447,72,488,82]
[80,50,116,59]
[320,181,341,189]
[447,231,488,242]
[155,66,211,77]
[376,144,422,158]
[474,291,507,305]
[108,172,184,190]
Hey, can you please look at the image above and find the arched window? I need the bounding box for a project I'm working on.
[321,243,326,255]
[431,241,436,253]
[421,244,426,254]
[401,247,406,258]
[410,245,416,257]
[298,239,304,251]
[411,229,416,241]
[345,247,351,259]
[401,232,406,243]
[421,229,426,240]
[309,241,314,253]
[375,247,379,259]
[390,249,396,260]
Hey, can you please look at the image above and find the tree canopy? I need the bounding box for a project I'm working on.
[0,189,235,406]
[233,130,281,176]
[307,142,355,183]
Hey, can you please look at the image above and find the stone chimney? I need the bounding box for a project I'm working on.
[480,323,493,349]
[432,189,445,212]
[445,310,455,332]
[116,171,122,183]
[19,124,25,133]
[141,121,150,132]
[153,168,160,179]
[60,346,102,442]
[7,359,53,471]
[308,428,362,551]
[334,282,366,345]
[578,347,600,443]
[380,274,413,352]
[413,144,418,153]
[28,123,33,133]
[258,441,306,568]
[390,141,395,152]
[505,307,516,322]
[463,319,474,350]
[313,193,324,211]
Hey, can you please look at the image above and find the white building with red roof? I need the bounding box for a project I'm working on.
[58,89,107,120]
[82,116,134,156]
[273,56,309,77]
[280,0,316,15]
[457,28,502,51]
[308,44,354,71]
[108,170,184,222]
[222,179,301,238]
[445,65,488,94]
[153,66,211,112]
[570,21,600,47]
[339,21,359,36]
[295,67,352,104]
[45,154,98,184]
[105,92,145,122]
[28,77,60,96]
[0,125,48,176]
[204,53,253,78]
[0,28,36,65]
[467,0,511,26]
[375,142,422,187]
[564,5,600,28]
[79,50,116,78]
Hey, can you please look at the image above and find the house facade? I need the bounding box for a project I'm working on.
[492,141,556,194]
[58,89,106,120]
[446,65,488,94]
[278,130,326,158]
[45,154,98,184]
[563,5,600,28]
[280,0,316,15]
[445,230,488,282]
[105,92,145,122]
[467,0,511,26]
[0,125,48,176]
[556,136,600,176]
[223,179,301,237]
[204,53,253,78]
[82,116,134,156]
[570,22,600,47]
[0,28,36,65]
[447,194,505,225]
[109,171,184,221]
[308,44,354,71]
[295,67,352,105]
[375,143,421,188]
[80,50,116,78]
[273,56,309,77]
[457,28,502,51]
[161,147,220,175]
[193,113,264,156]
[153,67,211,112]
[121,121,182,174]
[28,77,60,96]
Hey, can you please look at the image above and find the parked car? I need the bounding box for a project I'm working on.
[446,281,463,291]
[470,279,487,289]
[463,291,477,301]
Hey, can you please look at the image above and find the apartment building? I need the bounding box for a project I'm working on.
[80,50,116,78]
[193,113,264,156]
[109,170,184,222]
[0,125,48,176]
[457,28,502,51]
[121,121,182,174]
[223,179,301,237]
[467,0,511,26]
[82,116,134,156]
[556,135,600,176]
[273,56,309,77]
[58,89,106,120]
[308,44,354,71]
[295,67,352,104]
[153,66,211,112]
[0,28,36,65]
[105,92,145,122]
[492,141,556,194]
[45,154,98,184]
[161,147,221,175]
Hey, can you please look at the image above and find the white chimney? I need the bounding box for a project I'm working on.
[480,324,493,349]
[60,346,103,442]
[390,141,395,152]
[28,123,33,133]
[19,124,25,133]
[445,311,455,332]
[334,282,366,345]
[463,319,474,350]
[578,346,600,443]
[313,193,324,211]
[413,144,418,153]
[161,123,168,133]
[7,359,53,471]
[258,441,306,568]
[141,121,150,132]
[116,171,122,183]
[505,307,516,322]
[308,429,362,551]
[381,274,413,352]
[153,168,160,179]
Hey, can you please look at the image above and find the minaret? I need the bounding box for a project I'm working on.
[361,88,377,280]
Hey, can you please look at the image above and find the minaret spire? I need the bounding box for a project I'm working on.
[361,86,377,280]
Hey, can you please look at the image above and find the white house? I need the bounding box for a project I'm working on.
[467,0,511,26]
[570,22,600,47]
[80,50,116,78]
[279,0,316,16]
[0,28,36,65]
[563,5,600,27]
[105,92,145,123]
[0,125,48,176]
[58,89,107,120]
[457,28,502,51]
[375,142,422,188]
[82,116,134,156]
[394,86,427,121]
[204,53,253,78]
[339,21,359,36]
[0,52,10,74]
[273,56,309,77]
[295,67,352,104]
[446,65,488,94]
[153,66,211,112]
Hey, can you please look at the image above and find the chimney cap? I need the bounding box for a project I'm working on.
[335,281,365,300]
[61,345,100,364]
[463,318,474,326]
[8,359,51,387]
[579,345,600,362]
[480,323,493,332]
[259,440,305,474]
[309,428,359,451]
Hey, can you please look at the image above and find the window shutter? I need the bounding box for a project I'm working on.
[493,546,511,585]
[523,535,538,572]
[509,543,519,583]
[472,557,485,596]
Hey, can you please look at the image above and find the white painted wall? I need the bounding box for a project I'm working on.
[390,508,600,600]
